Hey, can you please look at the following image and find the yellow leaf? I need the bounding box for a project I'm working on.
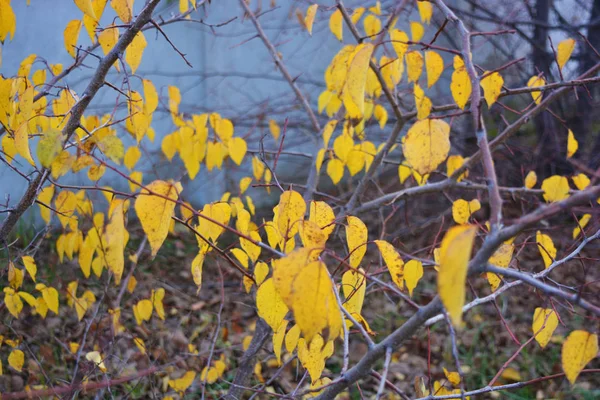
[329,9,343,41]
[4,287,23,318]
[487,239,514,291]
[304,4,318,35]
[342,268,366,317]
[276,190,306,239]
[443,367,461,386]
[168,371,196,393]
[527,75,546,105]
[256,278,289,330]
[562,330,598,384]
[83,0,109,42]
[74,0,97,19]
[567,129,578,158]
[191,250,205,289]
[133,298,153,325]
[451,56,471,109]
[126,31,146,74]
[135,180,182,257]
[403,119,450,176]
[151,288,165,320]
[410,21,424,42]
[414,83,431,120]
[572,173,590,190]
[111,0,133,23]
[394,165,409,184]
[228,136,247,166]
[390,29,409,61]
[105,200,126,284]
[532,308,558,348]
[309,200,335,238]
[86,351,107,372]
[536,231,556,268]
[254,261,269,286]
[418,1,433,24]
[64,19,82,58]
[346,216,368,268]
[124,146,141,170]
[480,71,504,107]
[452,198,481,225]
[291,261,341,342]
[541,175,570,203]
[368,1,381,15]
[363,15,381,37]
[21,256,37,282]
[273,320,288,366]
[37,129,64,168]
[299,220,327,256]
[0,0,16,42]
[8,349,24,372]
[55,190,77,228]
[404,260,423,297]
[437,225,477,327]
[374,240,404,288]
[425,50,444,88]
[406,51,424,83]
[285,324,301,353]
[374,104,388,129]
[525,170,537,188]
[557,38,575,71]
[36,283,59,314]
[342,43,374,120]
[446,155,468,182]
[297,335,334,383]
[351,7,365,25]
[98,25,120,71]
[573,214,591,239]
[269,119,280,140]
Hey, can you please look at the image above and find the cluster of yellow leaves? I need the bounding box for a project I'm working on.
[132,288,165,325]
[200,354,227,384]
[3,257,61,320]
[161,111,248,178]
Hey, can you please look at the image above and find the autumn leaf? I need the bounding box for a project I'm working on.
[402,119,450,176]
[556,38,575,72]
[406,51,424,83]
[228,137,247,165]
[329,9,343,41]
[256,278,289,330]
[541,175,570,203]
[297,335,335,383]
[346,216,368,268]
[532,308,558,348]
[111,0,133,23]
[527,75,546,105]
[64,19,82,58]
[562,330,598,384]
[451,56,471,109]
[567,129,578,158]
[276,190,306,239]
[536,231,556,268]
[524,170,537,188]
[374,240,404,289]
[404,260,423,297]
[74,0,97,19]
[438,225,477,327]
[8,349,24,372]
[425,50,444,88]
[480,71,504,107]
[168,371,196,393]
[303,4,318,35]
[342,43,374,120]
[452,199,481,225]
[135,180,181,257]
[125,31,146,74]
